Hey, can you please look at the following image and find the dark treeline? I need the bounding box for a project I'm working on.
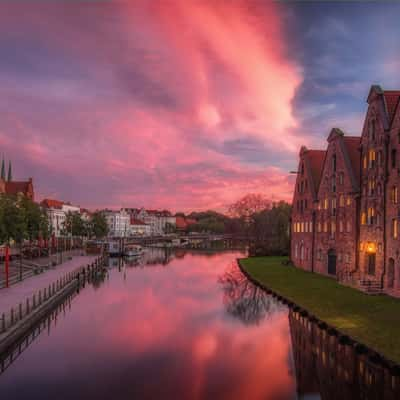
[184,194,291,256]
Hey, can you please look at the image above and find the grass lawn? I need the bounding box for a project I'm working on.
[240,256,400,364]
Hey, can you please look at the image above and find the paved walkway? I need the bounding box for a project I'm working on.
[0,255,97,313]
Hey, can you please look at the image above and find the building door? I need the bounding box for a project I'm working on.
[367,253,376,276]
[388,258,395,288]
[327,249,336,275]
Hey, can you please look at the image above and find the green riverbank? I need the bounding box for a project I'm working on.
[240,256,400,363]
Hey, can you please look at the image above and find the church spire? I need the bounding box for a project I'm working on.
[1,157,5,181]
[7,161,12,182]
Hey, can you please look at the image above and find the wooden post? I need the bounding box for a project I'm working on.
[33,294,36,308]
[19,303,22,320]
[1,313,5,333]
[10,308,14,325]
[26,298,30,314]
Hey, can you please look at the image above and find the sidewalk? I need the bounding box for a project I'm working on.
[0,249,84,288]
[0,255,97,313]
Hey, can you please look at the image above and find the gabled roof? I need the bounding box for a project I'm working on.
[5,180,33,197]
[342,136,361,184]
[383,91,400,125]
[130,218,147,226]
[306,150,326,193]
[41,198,64,209]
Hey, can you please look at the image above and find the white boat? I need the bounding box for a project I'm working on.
[124,245,143,257]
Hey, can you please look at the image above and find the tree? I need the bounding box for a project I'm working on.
[91,212,108,239]
[19,196,50,241]
[228,193,271,219]
[62,212,86,237]
[0,195,26,244]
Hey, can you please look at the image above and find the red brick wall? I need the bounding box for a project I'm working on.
[291,150,315,272]
[385,107,400,296]
[314,134,359,281]
[359,95,387,284]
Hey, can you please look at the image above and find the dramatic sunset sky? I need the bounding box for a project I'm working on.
[1,1,400,212]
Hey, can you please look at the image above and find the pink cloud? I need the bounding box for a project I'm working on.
[0,1,302,211]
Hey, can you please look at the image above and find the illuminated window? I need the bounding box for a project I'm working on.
[363,155,367,169]
[324,198,328,210]
[346,197,351,206]
[309,222,312,233]
[323,221,328,233]
[392,219,398,239]
[368,149,376,168]
[339,195,345,207]
[391,186,398,204]
[339,220,344,233]
[317,222,322,233]
[331,198,336,215]
[368,207,375,225]
[361,212,367,225]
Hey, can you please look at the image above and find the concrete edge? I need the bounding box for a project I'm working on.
[237,257,400,374]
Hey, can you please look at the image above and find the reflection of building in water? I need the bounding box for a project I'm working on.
[289,310,400,400]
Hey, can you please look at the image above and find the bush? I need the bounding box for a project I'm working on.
[248,242,289,257]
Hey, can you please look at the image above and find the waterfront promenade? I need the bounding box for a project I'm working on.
[0,254,97,313]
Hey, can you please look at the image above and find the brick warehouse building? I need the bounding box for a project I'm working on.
[291,85,400,297]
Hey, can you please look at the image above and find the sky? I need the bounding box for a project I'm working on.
[1,1,400,212]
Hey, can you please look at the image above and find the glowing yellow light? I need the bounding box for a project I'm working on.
[366,242,376,254]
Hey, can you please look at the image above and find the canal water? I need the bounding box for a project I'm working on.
[0,248,399,399]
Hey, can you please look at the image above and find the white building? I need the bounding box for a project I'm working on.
[134,209,176,235]
[129,218,151,236]
[41,199,81,237]
[103,209,130,238]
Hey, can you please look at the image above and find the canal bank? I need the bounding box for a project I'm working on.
[238,256,400,367]
[0,254,106,354]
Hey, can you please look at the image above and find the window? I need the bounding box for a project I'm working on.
[332,154,337,172]
[317,222,322,233]
[398,131,400,144]
[294,244,298,258]
[324,198,328,210]
[346,197,351,206]
[339,220,344,233]
[369,149,376,168]
[305,199,308,209]
[391,186,398,204]
[392,219,398,239]
[345,253,351,263]
[309,222,312,233]
[392,149,397,169]
[330,221,336,239]
[368,177,376,196]
[346,220,352,233]
[332,177,336,193]
[367,207,375,225]
[339,195,345,207]
[361,211,367,225]
[339,172,344,185]
[301,163,304,176]
[369,120,376,141]
[331,198,337,216]
[363,155,367,169]
[338,252,343,262]
[323,221,328,233]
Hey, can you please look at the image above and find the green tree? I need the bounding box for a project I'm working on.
[0,195,26,244]
[19,196,50,241]
[91,212,108,239]
[62,212,86,237]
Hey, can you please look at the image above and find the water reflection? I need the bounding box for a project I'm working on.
[0,250,295,400]
[289,309,400,400]
[218,261,285,325]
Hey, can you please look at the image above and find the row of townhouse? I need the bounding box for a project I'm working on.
[105,208,177,237]
[40,199,88,237]
[291,85,400,297]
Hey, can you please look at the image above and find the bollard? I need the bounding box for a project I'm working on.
[48,285,51,297]
[44,288,47,300]
[26,298,30,314]
[1,313,5,333]
[39,290,42,304]
[52,283,55,294]
[11,308,14,325]
[19,303,22,320]
[33,294,36,308]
